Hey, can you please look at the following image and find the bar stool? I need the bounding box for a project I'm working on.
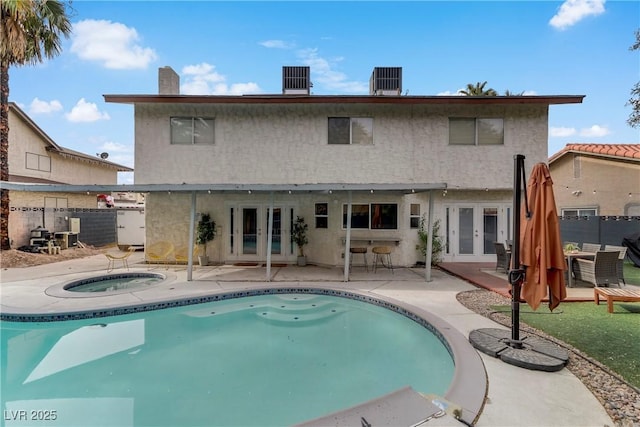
[349,247,368,272]
[372,246,393,273]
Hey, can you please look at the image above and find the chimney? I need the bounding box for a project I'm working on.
[369,67,402,96]
[159,66,180,95]
[282,66,311,95]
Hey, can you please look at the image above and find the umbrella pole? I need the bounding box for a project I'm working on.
[508,154,526,348]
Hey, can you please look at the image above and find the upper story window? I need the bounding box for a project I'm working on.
[342,203,398,229]
[170,117,215,144]
[328,117,373,145]
[25,152,51,172]
[449,118,503,145]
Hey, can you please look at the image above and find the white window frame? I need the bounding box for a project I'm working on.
[449,118,504,145]
[561,208,598,217]
[410,203,421,229]
[342,203,398,230]
[328,117,373,145]
[25,152,51,172]
[170,117,215,145]
[315,202,328,229]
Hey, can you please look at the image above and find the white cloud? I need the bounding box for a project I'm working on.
[71,19,157,69]
[65,99,110,123]
[259,40,294,49]
[101,141,131,153]
[549,0,606,30]
[29,98,63,114]
[437,90,465,96]
[579,124,610,137]
[101,142,134,169]
[180,62,261,95]
[522,90,538,96]
[549,126,577,137]
[297,48,368,93]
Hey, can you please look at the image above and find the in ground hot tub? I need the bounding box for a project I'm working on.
[63,273,165,293]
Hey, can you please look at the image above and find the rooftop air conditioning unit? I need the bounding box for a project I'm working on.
[369,67,402,96]
[282,66,311,95]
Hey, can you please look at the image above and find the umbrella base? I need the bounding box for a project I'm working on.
[469,328,568,372]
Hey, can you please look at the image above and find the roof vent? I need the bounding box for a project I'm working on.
[369,67,402,96]
[283,66,311,95]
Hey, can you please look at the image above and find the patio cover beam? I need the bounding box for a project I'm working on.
[0,182,447,193]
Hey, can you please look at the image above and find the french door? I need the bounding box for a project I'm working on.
[231,204,292,262]
[445,204,511,262]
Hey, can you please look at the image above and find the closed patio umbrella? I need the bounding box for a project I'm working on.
[469,155,569,371]
[520,162,566,311]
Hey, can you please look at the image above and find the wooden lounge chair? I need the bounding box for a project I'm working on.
[604,245,628,286]
[581,242,601,253]
[594,287,640,313]
[106,247,135,272]
[494,242,511,274]
[572,250,620,287]
[146,241,174,268]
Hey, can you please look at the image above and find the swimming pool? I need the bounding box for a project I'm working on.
[0,288,486,426]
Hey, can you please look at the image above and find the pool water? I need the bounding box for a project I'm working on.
[63,273,164,293]
[1,293,455,426]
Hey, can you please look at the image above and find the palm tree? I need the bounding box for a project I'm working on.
[504,89,525,96]
[628,29,640,128]
[458,81,498,96]
[0,0,72,249]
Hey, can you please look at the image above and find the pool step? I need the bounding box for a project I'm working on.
[183,294,345,325]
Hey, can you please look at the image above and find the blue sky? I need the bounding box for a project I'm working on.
[9,0,640,184]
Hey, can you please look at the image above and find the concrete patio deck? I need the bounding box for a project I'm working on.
[0,252,615,426]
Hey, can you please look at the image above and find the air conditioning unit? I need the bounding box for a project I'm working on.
[54,232,78,250]
[283,66,311,95]
[369,67,402,96]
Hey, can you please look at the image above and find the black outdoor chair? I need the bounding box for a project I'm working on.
[494,242,511,274]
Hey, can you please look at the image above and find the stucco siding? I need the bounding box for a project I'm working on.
[551,154,640,216]
[9,109,119,184]
[134,104,548,189]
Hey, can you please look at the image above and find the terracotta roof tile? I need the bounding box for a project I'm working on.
[550,143,640,162]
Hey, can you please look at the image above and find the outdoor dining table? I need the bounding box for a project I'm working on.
[564,251,596,287]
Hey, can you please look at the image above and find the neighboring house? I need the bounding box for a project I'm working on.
[104,66,583,265]
[549,144,640,216]
[7,103,133,247]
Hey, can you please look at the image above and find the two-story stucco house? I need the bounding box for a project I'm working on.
[549,143,640,216]
[104,66,583,268]
[7,103,133,247]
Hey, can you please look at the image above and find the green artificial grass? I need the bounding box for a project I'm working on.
[491,301,640,389]
[623,260,640,285]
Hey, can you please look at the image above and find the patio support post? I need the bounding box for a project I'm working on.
[343,190,353,282]
[425,190,434,282]
[187,191,196,281]
[266,192,274,282]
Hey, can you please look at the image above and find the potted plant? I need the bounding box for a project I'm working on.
[564,242,579,254]
[415,216,444,266]
[196,213,216,266]
[291,216,309,266]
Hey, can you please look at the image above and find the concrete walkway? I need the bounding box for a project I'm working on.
[0,253,615,426]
